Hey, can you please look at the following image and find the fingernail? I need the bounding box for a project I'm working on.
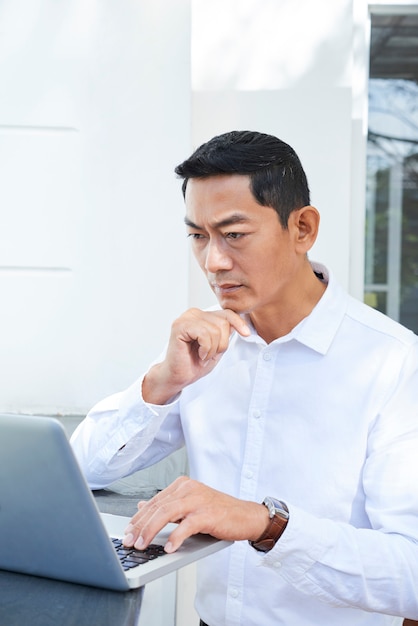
[134,535,144,549]
[124,523,134,534]
[123,533,134,546]
[165,541,174,553]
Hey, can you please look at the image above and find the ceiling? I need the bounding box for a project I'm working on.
[370,14,418,84]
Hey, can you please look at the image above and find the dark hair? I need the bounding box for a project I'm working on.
[174,130,310,228]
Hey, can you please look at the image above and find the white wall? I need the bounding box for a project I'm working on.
[0,0,191,414]
[2,0,414,413]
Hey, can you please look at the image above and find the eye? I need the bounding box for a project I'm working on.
[187,232,205,240]
[225,232,244,240]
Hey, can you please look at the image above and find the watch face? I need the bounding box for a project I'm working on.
[263,497,289,520]
[263,497,277,519]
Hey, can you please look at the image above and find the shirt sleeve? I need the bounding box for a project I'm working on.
[70,375,185,489]
[262,342,418,619]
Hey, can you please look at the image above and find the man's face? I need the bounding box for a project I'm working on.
[184,174,303,318]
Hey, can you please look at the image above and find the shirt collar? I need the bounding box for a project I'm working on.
[289,262,348,354]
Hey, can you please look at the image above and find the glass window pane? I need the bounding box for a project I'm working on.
[365,13,418,333]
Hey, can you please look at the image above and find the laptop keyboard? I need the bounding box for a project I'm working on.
[111,537,166,570]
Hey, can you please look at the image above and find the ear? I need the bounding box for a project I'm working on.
[290,205,320,253]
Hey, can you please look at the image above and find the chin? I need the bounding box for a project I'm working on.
[218,298,250,314]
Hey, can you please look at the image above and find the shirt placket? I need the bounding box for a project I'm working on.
[224,344,277,625]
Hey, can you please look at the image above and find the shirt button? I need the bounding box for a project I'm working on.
[229,588,239,598]
[253,410,261,419]
[273,561,282,569]
[263,352,272,361]
[245,470,254,479]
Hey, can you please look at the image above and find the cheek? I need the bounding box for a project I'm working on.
[192,245,206,268]
[191,241,204,265]
[252,254,286,286]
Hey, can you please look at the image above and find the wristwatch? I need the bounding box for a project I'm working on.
[249,496,289,552]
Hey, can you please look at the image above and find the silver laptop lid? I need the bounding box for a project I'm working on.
[0,414,231,591]
[0,413,133,590]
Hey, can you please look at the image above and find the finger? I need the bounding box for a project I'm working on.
[123,498,159,546]
[193,323,224,361]
[163,516,198,553]
[133,500,187,550]
[198,311,249,361]
[175,308,250,364]
[123,479,190,548]
[183,318,229,362]
[221,309,251,337]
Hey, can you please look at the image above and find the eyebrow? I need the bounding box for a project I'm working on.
[184,213,251,230]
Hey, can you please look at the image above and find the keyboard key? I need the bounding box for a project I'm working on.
[110,537,166,568]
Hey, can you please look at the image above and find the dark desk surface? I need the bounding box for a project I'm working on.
[0,569,144,626]
[0,488,160,626]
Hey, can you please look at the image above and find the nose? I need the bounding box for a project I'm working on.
[203,238,233,273]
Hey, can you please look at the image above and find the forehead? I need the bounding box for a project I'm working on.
[184,174,261,224]
[185,174,252,200]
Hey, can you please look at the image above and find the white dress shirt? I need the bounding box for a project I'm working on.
[71,263,418,626]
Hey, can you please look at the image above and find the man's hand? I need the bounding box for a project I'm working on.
[122,476,269,553]
[142,308,250,405]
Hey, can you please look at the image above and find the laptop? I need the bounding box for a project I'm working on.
[0,413,231,591]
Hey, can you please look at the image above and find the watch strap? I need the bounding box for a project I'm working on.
[250,500,289,552]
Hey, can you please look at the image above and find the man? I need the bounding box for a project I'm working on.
[71,131,418,625]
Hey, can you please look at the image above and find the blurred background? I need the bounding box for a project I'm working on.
[0,0,417,416]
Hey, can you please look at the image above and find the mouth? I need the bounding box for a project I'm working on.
[211,282,243,296]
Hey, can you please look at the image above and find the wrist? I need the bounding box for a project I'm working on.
[142,364,182,405]
[249,497,289,552]
[247,502,271,542]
